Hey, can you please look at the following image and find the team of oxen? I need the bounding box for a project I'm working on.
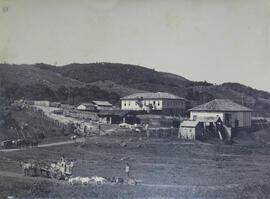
[68,176,138,186]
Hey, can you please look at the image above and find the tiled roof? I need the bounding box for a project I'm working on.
[180,120,200,127]
[189,99,252,112]
[121,92,185,100]
[92,101,112,106]
[80,103,95,107]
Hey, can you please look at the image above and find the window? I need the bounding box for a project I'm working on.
[153,101,156,105]
[158,101,160,106]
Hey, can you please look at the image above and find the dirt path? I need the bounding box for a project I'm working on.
[139,183,240,190]
[0,170,53,182]
[0,138,86,152]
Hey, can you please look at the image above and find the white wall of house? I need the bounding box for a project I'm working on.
[121,99,185,111]
[190,111,225,121]
[121,99,162,111]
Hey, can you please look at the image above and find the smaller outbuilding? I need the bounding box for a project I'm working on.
[98,110,138,124]
[179,120,204,140]
[50,102,61,108]
[92,101,113,111]
[33,100,50,107]
[77,103,97,111]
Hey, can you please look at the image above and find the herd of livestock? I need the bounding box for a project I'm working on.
[68,176,138,186]
[19,156,139,186]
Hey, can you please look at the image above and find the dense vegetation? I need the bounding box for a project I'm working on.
[0,103,64,140]
[222,83,270,100]
[2,83,120,105]
[1,62,270,116]
[36,62,189,90]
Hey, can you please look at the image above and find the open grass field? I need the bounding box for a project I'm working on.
[1,128,270,199]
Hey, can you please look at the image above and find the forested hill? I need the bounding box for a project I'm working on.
[36,62,190,89]
[1,63,270,116]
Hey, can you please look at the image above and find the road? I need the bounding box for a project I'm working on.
[0,138,86,152]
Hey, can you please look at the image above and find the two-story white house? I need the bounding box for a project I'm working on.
[121,92,186,115]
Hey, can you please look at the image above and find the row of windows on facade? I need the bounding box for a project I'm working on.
[122,100,184,107]
[123,100,161,106]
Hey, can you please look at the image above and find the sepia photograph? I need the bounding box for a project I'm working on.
[0,0,270,198]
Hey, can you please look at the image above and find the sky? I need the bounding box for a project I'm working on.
[0,0,269,92]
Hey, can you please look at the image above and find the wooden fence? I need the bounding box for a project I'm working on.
[112,127,178,138]
[25,106,67,129]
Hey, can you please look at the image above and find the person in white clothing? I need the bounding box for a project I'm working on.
[125,163,130,178]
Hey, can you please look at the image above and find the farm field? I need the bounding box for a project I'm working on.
[1,129,270,199]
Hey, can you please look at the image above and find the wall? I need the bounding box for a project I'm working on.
[77,105,86,110]
[190,111,224,121]
[34,100,50,107]
[162,99,185,109]
[99,117,108,124]
[179,127,196,140]
[222,111,251,128]
[121,99,162,111]
[236,112,251,127]
[64,110,98,120]
[121,99,186,112]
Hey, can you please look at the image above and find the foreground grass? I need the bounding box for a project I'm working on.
[1,130,270,199]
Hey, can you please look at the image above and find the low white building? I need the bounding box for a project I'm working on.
[121,92,186,115]
[33,100,50,107]
[179,120,204,140]
[189,99,252,128]
[77,103,97,111]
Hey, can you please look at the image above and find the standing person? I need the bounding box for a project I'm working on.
[125,163,130,178]
[98,122,101,136]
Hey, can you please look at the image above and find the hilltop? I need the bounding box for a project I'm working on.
[1,63,270,116]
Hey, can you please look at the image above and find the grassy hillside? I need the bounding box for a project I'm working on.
[0,64,85,89]
[0,64,121,105]
[35,62,193,99]
[1,62,270,116]
[0,103,64,141]
[87,80,145,97]
[41,63,190,86]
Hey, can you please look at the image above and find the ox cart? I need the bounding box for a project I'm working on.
[20,157,74,180]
